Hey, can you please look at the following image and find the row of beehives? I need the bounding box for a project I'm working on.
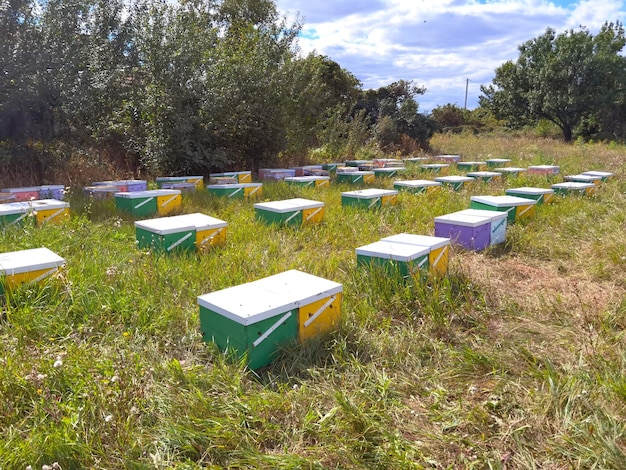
[0,168,614,370]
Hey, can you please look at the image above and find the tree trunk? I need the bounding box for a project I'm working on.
[562,123,573,142]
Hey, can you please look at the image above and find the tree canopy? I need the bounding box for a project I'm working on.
[480,22,626,142]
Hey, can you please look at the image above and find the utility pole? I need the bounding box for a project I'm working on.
[464,78,469,110]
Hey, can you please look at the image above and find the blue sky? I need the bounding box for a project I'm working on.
[273,0,626,113]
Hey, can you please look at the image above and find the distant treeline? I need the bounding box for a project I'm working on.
[0,0,438,185]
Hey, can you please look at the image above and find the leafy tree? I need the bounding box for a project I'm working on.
[355,80,435,152]
[283,54,361,157]
[480,23,626,142]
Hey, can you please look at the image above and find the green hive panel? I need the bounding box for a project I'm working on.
[254,198,323,226]
[198,283,299,369]
[356,240,429,280]
[341,189,398,209]
[134,217,197,254]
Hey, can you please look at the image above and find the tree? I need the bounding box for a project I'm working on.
[355,80,435,152]
[480,23,626,142]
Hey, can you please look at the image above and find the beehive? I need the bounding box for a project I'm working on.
[393,180,442,194]
[486,158,511,168]
[0,202,31,228]
[284,176,330,188]
[198,270,342,369]
[254,198,324,226]
[434,211,503,251]
[93,181,128,192]
[115,189,181,217]
[293,166,324,177]
[563,174,603,185]
[0,247,65,295]
[336,171,375,184]
[341,188,398,209]
[118,180,147,192]
[456,161,487,172]
[135,213,227,253]
[160,182,197,193]
[454,209,508,246]
[322,163,340,174]
[206,183,263,199]
[551,182,596,196]
[258,169,296,181]
[0,192,16,203]
[1,187,41,202]
[466,171,502,183]
[434,175,474,191]
[434,154,461,164]
[38,185,65,200]
[82,185,120,199]
[373,167,407,178]
[527,165,560,175]
[344,159,372,168]
[381,233,451,276]
[420,164,450,174]
[505,187,554,205]
[135,216,196,254]
[470,195,537,223]
[582,171,613,182]
[156,176,204,189]
[210,171,252,183]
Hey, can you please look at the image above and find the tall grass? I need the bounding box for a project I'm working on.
[1,134,625,468]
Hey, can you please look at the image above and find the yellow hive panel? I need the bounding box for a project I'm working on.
[157,194,182,215]
[429,245,449,277]
[196,227,227,250]
[35,208,70,226]
[298,292,342,341]
[302,206,324,224]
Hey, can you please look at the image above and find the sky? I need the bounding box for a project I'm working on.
[273,0,626,113]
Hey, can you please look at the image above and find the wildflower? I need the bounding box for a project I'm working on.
[104,414,113,423]
[123,331,131,338]
[37,389,43,395]
[111,375,120,383]
[53,357,63,368]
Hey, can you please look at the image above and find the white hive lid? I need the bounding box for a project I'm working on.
[552,182,595,189]
[134,216,196,235]
[0,202,31,216]
[252,270,342,307]
[381,233,450,250]
[506,187,554,195]
[198,283,299,326]
[0,247,65,275]
[115,189,180,198]
[471,195,537,207]
[434,176,473,182]
[356,240,430,262]
[582,171,612,178]
[434,212,493,227]
[30,199,70,210]
[455,209,508,221]
[394,180,441,187]
[341,188,398,198]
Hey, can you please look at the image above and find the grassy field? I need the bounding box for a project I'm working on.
[1,134,625,469]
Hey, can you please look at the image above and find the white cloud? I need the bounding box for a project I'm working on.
[275,0,626,111]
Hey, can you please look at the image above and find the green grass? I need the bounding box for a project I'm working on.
[1,134,625,468]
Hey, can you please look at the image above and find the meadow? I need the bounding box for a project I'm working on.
[1,133,625,469]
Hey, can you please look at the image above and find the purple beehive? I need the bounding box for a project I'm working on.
[434,212,492,251]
